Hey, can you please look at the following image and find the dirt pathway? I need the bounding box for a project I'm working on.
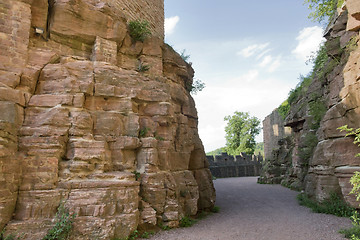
[147,177,353,240]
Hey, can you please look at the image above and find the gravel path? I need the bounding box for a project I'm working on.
[147,177,353,240]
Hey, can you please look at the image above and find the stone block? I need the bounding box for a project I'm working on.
[336,166,360,207]
[23,106,70,128]
[347,0,360,20]
[91,36,118,65]
[92,111,124,136]
[140,102,173,116]
[0,101,24,127]
[50,0,127,45]
[28,95,73,107]
[311,138,360,167]
[137,148,159,173]
[0,87,26,106]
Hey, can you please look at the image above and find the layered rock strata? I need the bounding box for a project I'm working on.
[261,0,360,207]
[0,0,215,239]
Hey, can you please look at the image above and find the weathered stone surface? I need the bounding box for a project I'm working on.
[262,3,360,207]
[0,0,215,238]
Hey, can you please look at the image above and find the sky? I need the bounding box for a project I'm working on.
[164,0,325,152]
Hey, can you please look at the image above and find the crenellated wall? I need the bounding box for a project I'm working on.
[207,153,263,179]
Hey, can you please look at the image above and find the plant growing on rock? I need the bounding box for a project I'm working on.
[179,216,197,228]
[180,49,190,62]
[187,78,205,95]
[43,202,76,240]
[304,0,345,23]
[128,20,151,42]
[338,126,360,239]
[136,60,150,73]
[0,231,23,240]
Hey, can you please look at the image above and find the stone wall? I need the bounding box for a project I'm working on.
[259,110,293,185]
[261,0,360,206]
[0,0,215,239]
[112,0,164,39]
[207,153,263,178]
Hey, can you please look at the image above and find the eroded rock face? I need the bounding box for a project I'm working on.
[0,0,215,239]
[261,1,360,207]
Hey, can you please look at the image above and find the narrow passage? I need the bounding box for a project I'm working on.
[148,177,352,240]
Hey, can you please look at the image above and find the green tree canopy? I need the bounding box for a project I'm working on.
[304,0,344,23]
[224,111,261,155]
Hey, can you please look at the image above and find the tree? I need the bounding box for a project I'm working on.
[304,0,344,23]
[224,111,261,155]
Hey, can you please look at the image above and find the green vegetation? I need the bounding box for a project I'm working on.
[277,100,290,119]
[304,0,344,23]
[297,192,354,217]
[206,143,263,156]
[128,20,151,42]
[340,212,360,239]
[254,142,264,156]
[0,231,23,240]
[139,127,150,138]
[210,206,220,213]
[309,98,327,129]
[179,216,197,228]
[298,132,318,164]
[337,126,360,239]
[180,49,190,62]
[43,203,76,240]
[136,61,150,73]
[188,78,205,95]
[131,171,141,181]
[113,230,155,240]
[338,126,360,158]
[277,44,331,120]
[224,111,261,155]
[157,223,171,231]
[206,147,226,156]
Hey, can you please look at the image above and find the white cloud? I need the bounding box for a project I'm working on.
[259,55,272,67]
[237,43,270,58]
[256,48,272,60]
[267,56,282,72]
[258,55,282,72]
[194,70,293,152]
[165,16,180,36]
[292,26,325,61]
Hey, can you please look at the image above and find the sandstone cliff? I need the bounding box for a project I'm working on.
[261,0,360,207]
[0,0,215,239]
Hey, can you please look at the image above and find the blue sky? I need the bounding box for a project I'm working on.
[164,0,325,152]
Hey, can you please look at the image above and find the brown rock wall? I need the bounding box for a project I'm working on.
[0,0,215,238]
[262,2,360,207]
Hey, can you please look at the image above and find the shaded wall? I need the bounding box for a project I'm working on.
[207,153,263,178]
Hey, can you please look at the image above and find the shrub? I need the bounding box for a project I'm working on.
[128,20,151,42]
[277,100,290,119]
[298,132,318,163]
[187,78,205,95]
[0,231,23,240]
[339,212,360,239]
[136,61,150,73]
[179,216,197,228]
[180,49,190,62]
[304,0,344,23]
[297,192,354,217]
[210,206,220,213]
[43,203,76,240]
